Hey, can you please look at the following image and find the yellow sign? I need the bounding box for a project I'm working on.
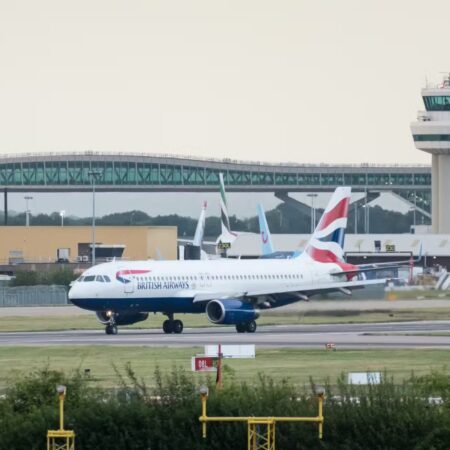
[217,241,231,250]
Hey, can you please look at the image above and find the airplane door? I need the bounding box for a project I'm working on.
[124,277,134,293]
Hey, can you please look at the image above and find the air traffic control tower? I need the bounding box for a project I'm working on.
[411,74,450,233]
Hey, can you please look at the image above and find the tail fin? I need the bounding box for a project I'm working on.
[302,187,351,263]
[193,201,207,247]
[219,173,233,236]
[257,204,275,255]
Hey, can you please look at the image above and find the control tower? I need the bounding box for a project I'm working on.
[411,74,450,233]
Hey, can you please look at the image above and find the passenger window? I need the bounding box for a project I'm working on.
[84,275,95,282]
[104,275,111,282]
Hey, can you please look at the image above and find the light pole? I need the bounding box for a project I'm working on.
[88,169,102,266]
[307,193,318,233]
[24,195,33,226]
[363,204,371,234]
[410,206,416,231]
[60,210,65,227]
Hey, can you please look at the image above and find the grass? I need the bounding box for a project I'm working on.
[0,346,448,389]
[2,307,450,333]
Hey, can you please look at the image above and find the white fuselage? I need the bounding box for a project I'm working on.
[68,257,342,313]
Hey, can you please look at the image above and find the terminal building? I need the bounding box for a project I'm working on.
[411,73,450,233]
[0,226,177,271]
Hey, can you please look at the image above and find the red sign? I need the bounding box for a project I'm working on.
[192,356,217,372]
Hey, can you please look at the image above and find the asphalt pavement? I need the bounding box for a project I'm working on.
[1,321,450,349]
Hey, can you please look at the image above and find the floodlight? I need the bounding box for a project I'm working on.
[56,385,66,395]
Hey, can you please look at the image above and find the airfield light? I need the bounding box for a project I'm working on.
[56,384,67,396]
[315,386,325,396]
[47,384,75,448]
[199,386,209,438]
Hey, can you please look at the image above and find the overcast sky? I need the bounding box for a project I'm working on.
[0,1,445,217]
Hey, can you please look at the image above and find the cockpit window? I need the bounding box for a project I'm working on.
[84,275,95,282]
[104,275,111,282]
[96,275,105,282]
[77,276,84,282]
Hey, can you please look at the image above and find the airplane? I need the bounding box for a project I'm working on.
[68,186,391,336]
[178,201,209,260]
[257,203,301,259]
[215,173,238,253]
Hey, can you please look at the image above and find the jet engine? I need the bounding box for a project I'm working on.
[206,299,259,325]
[95,311,149,326]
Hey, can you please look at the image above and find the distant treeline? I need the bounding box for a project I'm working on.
[0,205,429,235]
[0,365,449,449]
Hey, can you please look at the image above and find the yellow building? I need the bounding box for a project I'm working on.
[0,226,177,264]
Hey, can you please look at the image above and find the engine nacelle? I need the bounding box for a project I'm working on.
[95,311,149,326]
[206,299,259,325]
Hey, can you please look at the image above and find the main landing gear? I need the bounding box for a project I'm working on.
[235,320,257,333]
[162,313,184,334]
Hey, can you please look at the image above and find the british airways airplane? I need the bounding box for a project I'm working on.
[68,187,384,335]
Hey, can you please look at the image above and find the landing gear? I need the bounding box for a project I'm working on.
[105,324,118,335]
[162,320,173,334]
[173,319,184,334]
[162,314,184,334]
[105,312,118,335]
[235,320,257,333]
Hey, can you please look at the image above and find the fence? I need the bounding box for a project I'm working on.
[0,285,68,307]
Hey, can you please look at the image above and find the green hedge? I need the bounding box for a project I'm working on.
[1,365,450,449]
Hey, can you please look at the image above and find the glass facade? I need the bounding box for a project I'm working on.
[423,96,450,111]
[413,134,450,141]
[0,160,430,196]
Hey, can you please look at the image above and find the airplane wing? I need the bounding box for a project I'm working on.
[192,278,384,304]
[329,265,410,277]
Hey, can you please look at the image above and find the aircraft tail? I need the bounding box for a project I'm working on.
[257,204,275,255]
[301,187,351,263]
[193,201,207,247]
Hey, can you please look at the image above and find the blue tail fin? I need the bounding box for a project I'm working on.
[257,204,275,256]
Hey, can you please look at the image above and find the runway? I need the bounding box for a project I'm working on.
[2,321,450,349]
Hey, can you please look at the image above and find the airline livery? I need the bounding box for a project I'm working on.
[68,187,385,335]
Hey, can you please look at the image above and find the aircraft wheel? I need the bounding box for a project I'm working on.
[236,323,246,333]
[163,320,173,334]
[173,320,184,334]
[245,321,257,333]
[106,324,118,335]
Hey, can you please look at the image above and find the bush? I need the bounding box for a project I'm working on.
[12,268,77,287]
[1,366,450,449]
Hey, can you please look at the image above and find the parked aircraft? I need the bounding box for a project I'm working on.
[257,203,300,259]
[215,173,238,253]
[68,187,388,335]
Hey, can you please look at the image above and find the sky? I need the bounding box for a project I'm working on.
[0,1,446,217]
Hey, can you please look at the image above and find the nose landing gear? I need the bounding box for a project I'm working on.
[105,313,118,335]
